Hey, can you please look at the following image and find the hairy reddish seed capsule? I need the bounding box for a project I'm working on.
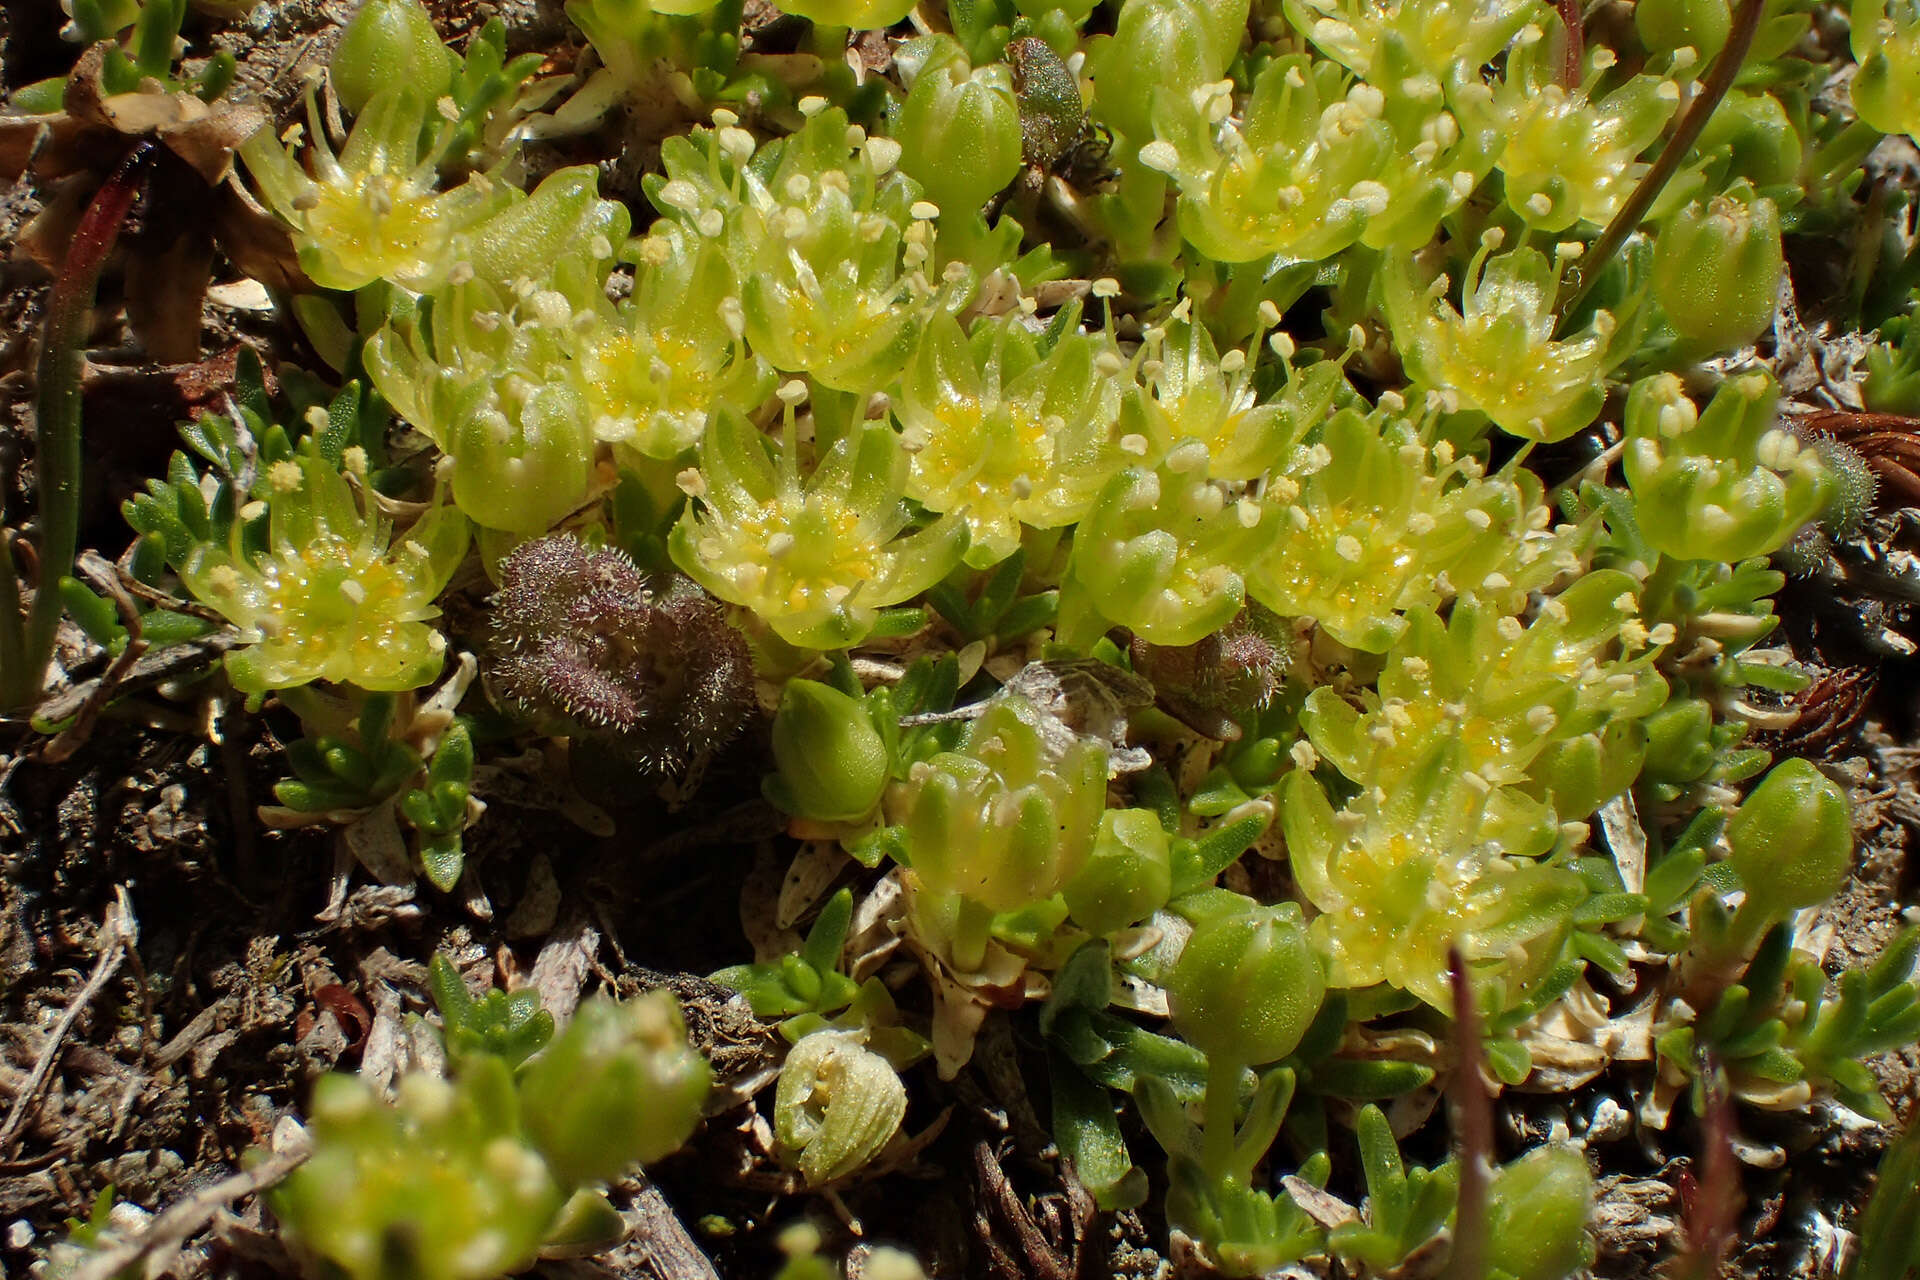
[489,534,753,771]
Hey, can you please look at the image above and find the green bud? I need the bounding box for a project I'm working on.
[1725,757,1853,918]
[1634,0,1731,59]
[519,993,711,1189]
[1167,900,1324,1067]
[1063,808,1174,937]
[1653,187,1784,357]
[1641,697,1716,785]
[331,0,455,117]
[1532,722,1647,822]
[1693,91,1805,189]
[774,1031,908,1186]
[1086,0,1248,142]
[1485,1146,1595,1280]
[769,680,890,822]
[894,36,1024,218]
[1851,0,1920,138]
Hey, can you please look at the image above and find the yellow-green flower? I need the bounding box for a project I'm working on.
[891,310,1126,569]
[1139,57,1392,265]
[1382,233,1617,443]
[182,444,469,693]
[670,407,968,648]
[1247,402,1566,651]
[1494,50,1677,233]
[241,88,509,293]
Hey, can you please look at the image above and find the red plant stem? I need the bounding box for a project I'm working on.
[1445,947,1493,1280]
[5,143,152,712]
[1673,1061,1739,1280]
[1556,0,1765,330]
[1556,0,1584,90]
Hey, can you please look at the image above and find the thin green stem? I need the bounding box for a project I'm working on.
[950,895,995,973]
[1443,947,1492,1280]
[1556,0,1765,331]
[1810,118,1884,193]
[1201,1054,1242,1188]
[3,143,153,712]
[0,536,26,705]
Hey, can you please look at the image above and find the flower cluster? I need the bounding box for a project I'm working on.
[1283,571,1667,1007]
[58,0,1920,1276]
[274,987,709,1280]
[1244,399,1569,651]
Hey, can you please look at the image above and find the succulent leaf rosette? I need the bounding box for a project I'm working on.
[181,443,469,694]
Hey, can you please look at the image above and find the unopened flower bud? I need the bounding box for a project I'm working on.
[1693,90,1804,188]
[1167,899,1324,1067]
[1063,808,1173,937]
[1653,187,1783,357]
[330,0,455,117]
[1486,1146,1596,1280]
[1726,757,1853,919]
[768,680,890,822]
[894,36,1023,218]
[1851,0,1920,138]
[1634,0,1732,59]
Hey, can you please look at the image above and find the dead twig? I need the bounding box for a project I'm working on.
[0,887,137,1157]
[42,554,149,764]
[30,630,237,725]
[548,1172,724,1280]
[67,1121,312,1280]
